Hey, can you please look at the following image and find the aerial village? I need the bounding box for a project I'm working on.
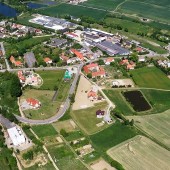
[0,10,170,170]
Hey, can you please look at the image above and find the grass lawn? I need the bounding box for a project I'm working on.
[47,144,88,170]
[71,102,109,135]
[90,121,139,152]
[37,70,71,102]
[141,89,170,113]
[21,89,62,120]
[52,119,78,133]
[32,124,57,138]
[104,89,134,116]
[128,110,170,149]
[39,3,108,20]
[104,89,170,115]
[130,67,170,89]
[37,70,65,91]
[107,135,170,170]
[82,0,125,10]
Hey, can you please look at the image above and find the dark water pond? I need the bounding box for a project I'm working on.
[0,2,18,17]
[27,2,47,9]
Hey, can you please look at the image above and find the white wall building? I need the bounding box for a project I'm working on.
[7,126,26,146]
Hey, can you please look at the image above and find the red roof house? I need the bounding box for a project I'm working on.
[71,49,84,61]
[44,57,52,64]
[84,63,106,78]
[26,98,41,109]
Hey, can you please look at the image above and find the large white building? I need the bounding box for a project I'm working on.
[7,126,26,146]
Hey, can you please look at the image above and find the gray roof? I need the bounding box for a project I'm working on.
[24,52,36,68]
[50,38,67,47]
[0,115,15,129]
[97,41,129,56]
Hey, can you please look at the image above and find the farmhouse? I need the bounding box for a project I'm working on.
[26,98,41,109]
[96,110,105,118]
[44,57,52,64]
[10,56,23,67]
[84,63,106,78]
[104,57,115,65]
[71,49,84,61]
[88,90,98,101]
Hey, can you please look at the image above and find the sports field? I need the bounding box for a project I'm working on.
[82,0,125,10]
[130,67,170,90]
[39,3,108,19]
[117,0,170,23]
[128,110,170,149]
[107,135,170,170]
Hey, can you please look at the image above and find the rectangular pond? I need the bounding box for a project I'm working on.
[0,2,18,17]
[123,90,151,112]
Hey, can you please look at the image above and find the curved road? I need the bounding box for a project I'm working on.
[15,64,83,125]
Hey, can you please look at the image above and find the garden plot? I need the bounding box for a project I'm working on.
[107,135,170,170]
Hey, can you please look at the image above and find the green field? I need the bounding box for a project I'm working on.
[37,70,65,90]
[128,110,170,149]
[5,36,51,58]
[104,90,134,115]
[71,102,109,135]
[82,0,125,10]
[141,89,170,113]
[39,3,108,19]
[21,89,62,119]
[118,1,170,23]
[104,89,170,116]
[107,135,170,170]
[130,67,170,89]
[32,124,57,138]
[90,121,139,152]
[47,144,88,170]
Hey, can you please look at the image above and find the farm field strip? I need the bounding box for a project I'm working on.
[128,110,170,148]
[130,67,170,90]
[117,1,170,23]
[38,3,108,19]
[107,135,170,170]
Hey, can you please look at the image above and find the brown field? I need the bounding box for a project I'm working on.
[52,119,78,133]
[107,135,170,170]
[128,110,170,149]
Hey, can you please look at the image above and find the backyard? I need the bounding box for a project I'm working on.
[21,89,62,120]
